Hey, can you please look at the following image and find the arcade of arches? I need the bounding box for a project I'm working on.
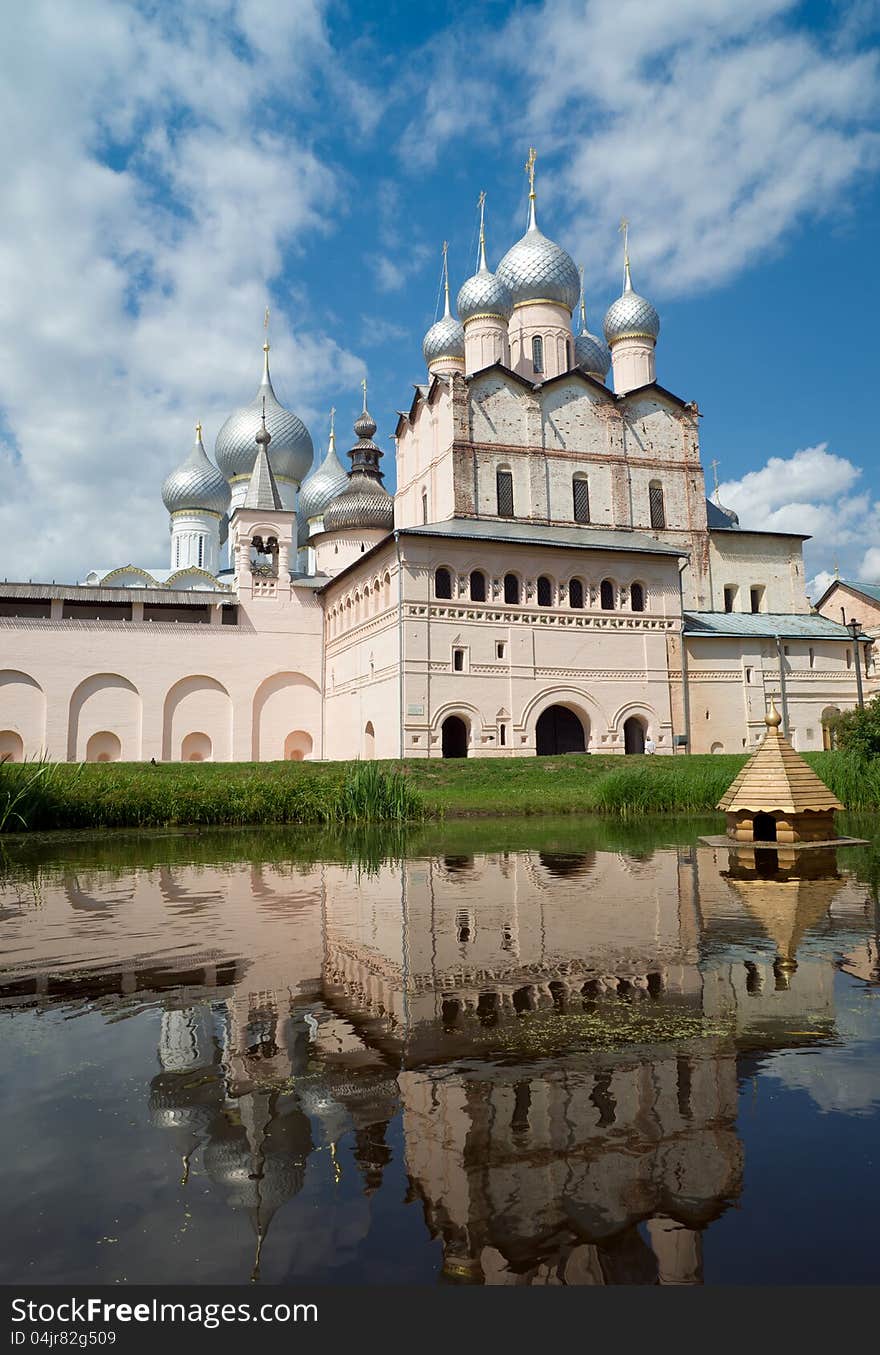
[536,705,587,756]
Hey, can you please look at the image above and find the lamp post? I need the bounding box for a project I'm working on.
[847,617,865,709]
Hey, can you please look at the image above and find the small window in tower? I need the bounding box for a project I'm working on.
[569,578,584,609]
[750,585,764,613]
[566,338,572,369]
[724,585,737,613]
[504,573,520,605]
[537,575,552,607]
[470,570,486,602]
[631,582,645,612]
[453,648,464,672]
[499,723,507,746]
[745,666,753,684]
[422,490,428,524]
[532,335,544,375]
[809,647,815,669]
[600,579,615,610]
[573,476,590,524]
[496,468,514,517]
[649,481,666,529]
[434,567,452,599]
[496,642,506,659]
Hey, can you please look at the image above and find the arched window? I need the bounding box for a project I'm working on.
[649,480,666,529]
[569,578,584,609]
[600,579,615,610]
[572,475,590,524]
[434,567,452,599]
[532,335,544,374]
[566,338,572,369]
[504,573,520,605]
[631,582,645,612]
[537,576,553,607]
[469,570,486,602]
[197,536,204,568]
[496,468,514,517]
[422,490,428,524]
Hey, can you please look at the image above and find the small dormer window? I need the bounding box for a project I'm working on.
[532,335,544,375]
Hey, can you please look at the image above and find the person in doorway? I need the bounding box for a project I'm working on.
[644,736,656,755]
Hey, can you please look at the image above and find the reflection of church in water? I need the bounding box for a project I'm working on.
[4,840,876,1284]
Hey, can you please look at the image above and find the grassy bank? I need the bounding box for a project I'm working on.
[3,749,880,833]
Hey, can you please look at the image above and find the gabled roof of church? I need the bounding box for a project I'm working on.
[813,577,880,611]
[615,380,697,412]
[401,518,686,556]
[243,443,283,511]
[717,704,843,814]
[684,612,854,639]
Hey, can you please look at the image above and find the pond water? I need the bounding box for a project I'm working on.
[1,817,879,1287]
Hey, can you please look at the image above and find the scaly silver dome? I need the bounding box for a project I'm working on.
[299,416,349,522]
[496,190,580,312]
[422,311,464,365]
[322,398,394,533]
[457,205,513,322]
[162,426,231,516]
[323,473,394,532]
[214,344,313,483]
[423,243,465,365]
[575,328,611,377]
[603,258,660,345]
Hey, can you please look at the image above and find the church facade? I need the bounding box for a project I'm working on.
[0,157,874,765]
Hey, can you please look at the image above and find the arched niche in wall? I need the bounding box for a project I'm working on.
[0,670,45,759]
[68,673,141,762]
[163,675,231,762]
[252,672,321,761]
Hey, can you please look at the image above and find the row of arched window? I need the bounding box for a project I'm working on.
[434,568,648,611]
[494,470,666,530]
[327,569,394,636]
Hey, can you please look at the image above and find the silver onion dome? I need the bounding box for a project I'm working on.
[496,188,580,312]
[322,397,394,533]
[423,243,465,365]
[299,417,350,523]
[214,344,313,483]
[422,311,464,365]
[575,328,611,377]
[603,257,660,345]
[457,206,513,322]
[162,426,231,516]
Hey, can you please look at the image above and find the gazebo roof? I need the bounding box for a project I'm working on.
[717,703,843,815]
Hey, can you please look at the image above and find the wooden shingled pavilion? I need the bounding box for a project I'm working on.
[718,701,843,844]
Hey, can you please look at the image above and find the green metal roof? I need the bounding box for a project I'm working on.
[400,519,686,558]
[839,579,880,604]
[684,611,861,639]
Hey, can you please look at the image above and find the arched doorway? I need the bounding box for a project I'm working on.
[536,705,586,756]
[623,716,646,755]
[441,715,469,759]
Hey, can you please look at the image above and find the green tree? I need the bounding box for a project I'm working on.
[833,694,880,759]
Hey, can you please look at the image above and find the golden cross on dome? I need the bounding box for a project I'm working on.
[263,306,270,353]
[361,376,368,411]
[196,421,202,439]
[525,146,537,197]
[619,216,630,260]
[329,405,336,431]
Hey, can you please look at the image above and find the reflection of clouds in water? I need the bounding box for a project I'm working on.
[762,984,880,1114]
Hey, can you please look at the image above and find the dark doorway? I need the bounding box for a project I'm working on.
[536,705,586,755]
[753,812,778,842]
[623,716,646,754]
[441,716,468,759]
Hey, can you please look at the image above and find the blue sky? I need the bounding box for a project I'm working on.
[0,0,878,593]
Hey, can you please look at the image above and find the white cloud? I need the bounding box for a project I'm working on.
[717,444,880,596]
[401,0,880,297]
[0,0,366,581]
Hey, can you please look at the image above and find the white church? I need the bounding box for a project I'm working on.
[0,152,874,764]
